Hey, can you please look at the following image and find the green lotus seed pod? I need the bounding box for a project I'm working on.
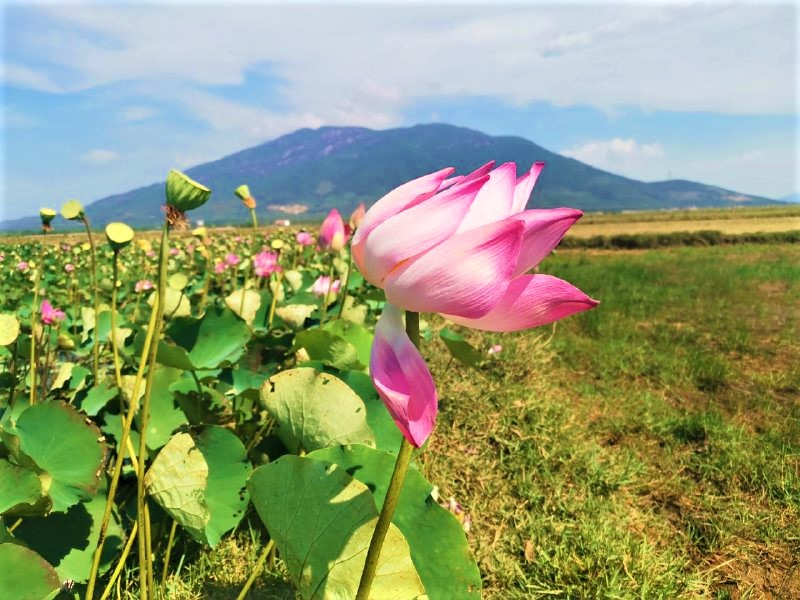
[105,222,135,251]
[166,169,211,212]
[234,184,251,201]
[61,199,85,221]
[39,208,57,225]
[57,332,76,350]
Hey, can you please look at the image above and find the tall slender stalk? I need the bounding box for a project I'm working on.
[82,217,101,383]
[110,251,123,387]
[137,222,169,600]
[319,258,336,325]
[355,311,419,600]
[29,233,46,405]
[336,245,354,320]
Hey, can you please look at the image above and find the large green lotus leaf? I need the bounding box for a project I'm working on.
[0,402,106,513]
[322,321,373,368]
[48,362,74,391]
[148,288,191,318]
[291,329,363,371]
[137,366,187,450]
[274,304,316,331]
[14,487,123,583]
[156,307,251,370]
[248,455,426,599]
[145,427,251,547]
[0,459,48,516]
[0,543,61,600]
[309,446,481,600]
[339,296,367,325]
[77,380,118,417]
[0,313,20,346]
[341,371,402,454]
[169,379,230,426]
[259,367,374,454]
[195,427,251,547]
[438,329,485,368]
[224,289,261,326]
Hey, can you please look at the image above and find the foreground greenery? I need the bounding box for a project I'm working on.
[127,242,798,599]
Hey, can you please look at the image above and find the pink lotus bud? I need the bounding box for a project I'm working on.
[350,203,366,230]
[295,231,314,246]
[311,275,341,297]
[40,299,66,325]
[17,261,29,272]
[214,261,227,274]
[253,250,280,277]
[319,209,347,251]
[224,253,241,267]
[64,263,75,273]
[135,279,154,293]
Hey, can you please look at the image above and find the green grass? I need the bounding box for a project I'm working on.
[136,243,799,598]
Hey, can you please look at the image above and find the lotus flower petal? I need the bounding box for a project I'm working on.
[360,175,488,286]
[444,274,598,331]
[384,220,523,318]
[370,304,438,448]
[511,162,545,214]
[456,162,517,233]
[512,208,583,276]
[319,209,347,251]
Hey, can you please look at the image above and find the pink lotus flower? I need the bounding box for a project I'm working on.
[319,209,347,251]
[224,253,241,267]
[311,275,341,297]
[295,231,314,246]
[135,279,154,293]
[253,250,280,277]
[17,261,29,272]
[169,247,180,256]
[371,304,437,447]
[356,162,598,447]
[350,203,366,230]
[40,300,65,325]
[214,261,227,274]
[352,162,598,331]
[488,344,503,355]
[65,263,75,273]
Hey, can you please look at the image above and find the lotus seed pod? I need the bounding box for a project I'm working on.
[235,184,256,209]
[57,332,76,350]
[192,226,208,239]
[166,169,211,212]
[61,199,85,221]
[105,222,135,252]
[39,208,57,226]
[270,239,284,251]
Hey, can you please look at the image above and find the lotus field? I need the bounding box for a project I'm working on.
[0,163,604,599]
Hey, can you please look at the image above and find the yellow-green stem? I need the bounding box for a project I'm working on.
[266,271,282,331]
[29,234,46,405]
[110,252,123,388]
[98,521,138,600]
[160,519,178,592]
[336,245,354,320]
[137,221,169,600]
[319,256,336,325]
[235,539,275,600]
[83,217,101,384]
[355,310,419,599]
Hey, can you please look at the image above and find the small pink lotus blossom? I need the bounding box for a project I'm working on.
[64,263,75,273]
[146,250,156,258]
[319,209,347,251]
[169,247,180,256]
[185,243,195,254]
[0,253,4,262]
[234,236,242,243]
[311,275,341,297]
[488,344,503,355]
[253,250,280,277]
[60,243,72,252]
[135,279,154,293]
[295,231,314,246]
[370,303,437,447]
[214,261,227,274]
[40,300,66,325]
[17,261,29,272]
[225,253,241,267]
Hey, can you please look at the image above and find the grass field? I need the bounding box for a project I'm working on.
[131,241,798,599]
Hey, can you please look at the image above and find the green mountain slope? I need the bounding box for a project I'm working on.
[0,124,778,231]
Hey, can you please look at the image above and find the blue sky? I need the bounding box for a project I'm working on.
[1,1,797,221]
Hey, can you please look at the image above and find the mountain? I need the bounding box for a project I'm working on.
[781,193,800,203]
[0,123,780,231]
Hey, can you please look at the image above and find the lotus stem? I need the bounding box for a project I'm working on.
[84,288,160,600]
[82,216,101,384]
[336,244,354,320]
[235,539,274,600]
[160,519,178,592]
[98,521,138,600]
[29,233,46,405]
[266,271,282,332]
[355,311,419,600]
[319,257,336,325]
[110,251,123,388]
[137,221,169,600]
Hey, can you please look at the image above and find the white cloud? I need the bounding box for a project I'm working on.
[80,149,120,164]
[122,106,156,121]
[562,138,665,176]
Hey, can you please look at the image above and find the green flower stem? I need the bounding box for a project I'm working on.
[160,519,178,592]
[84,285,160,599]
[266,271,282,332]
[336,244,355,320]
[110,251,123,388]
[97,520,138,600]
[81,217,101,384]
[29,233,46,405]
[319,256,336,325]
[355,310,419,600]
[235,539,275,600]
[137,221,169,600]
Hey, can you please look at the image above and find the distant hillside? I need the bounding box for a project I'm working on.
[0,124,780,231]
